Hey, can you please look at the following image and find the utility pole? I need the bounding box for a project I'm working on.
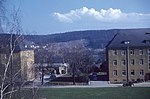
[73,64,75,85]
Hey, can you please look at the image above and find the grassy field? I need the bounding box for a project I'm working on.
[33,87,150,99]
[13,87,150,99]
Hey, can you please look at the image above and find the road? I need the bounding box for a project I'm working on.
[24,81,150,88]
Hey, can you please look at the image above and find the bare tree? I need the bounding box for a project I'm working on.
[0,11,22,99]
[38,49,46,85]
[0,1,32,99]
[60,42,92,85]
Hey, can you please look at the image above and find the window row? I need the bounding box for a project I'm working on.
[113,78,144,82]
[113,59,144,66]
[113,70,144,76]
[112,49,146,56]
[148,49,150,54]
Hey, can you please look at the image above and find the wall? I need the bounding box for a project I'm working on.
[20,50,35,81]
[108,47,150,83]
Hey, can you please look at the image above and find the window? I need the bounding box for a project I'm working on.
[148,49,150,54]
[131,70,135,76]
[122,40,130,44]
[25,45,28,48]
[130,49,134,55]
[143,40,150,43]
[139,59,144,65]
[130,59,135,65]
[27,62,31,66]
[112,50,117,55]
[121,50,126,55]
[139,49,143,55]
[121,60,126,66]
[140,70,144,76]
[113,60,117,66]
[148,48,150,55]
[124,41,130,44]
[113,70,117,76]
[149,63,150,69]
[26,52,30,58]
[122,70,126,76]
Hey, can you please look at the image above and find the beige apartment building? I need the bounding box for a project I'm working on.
[0,50,35,83]
[107,31,150,83]
[0,35,35,84]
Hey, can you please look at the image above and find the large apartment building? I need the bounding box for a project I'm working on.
[107,31,150,83]
[0,34,35,84]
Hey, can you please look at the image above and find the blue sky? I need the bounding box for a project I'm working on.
[6,0,150,34]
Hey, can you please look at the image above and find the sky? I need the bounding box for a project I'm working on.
[6,0,150,35]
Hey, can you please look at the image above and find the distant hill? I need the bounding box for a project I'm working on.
[25,29,118,49]
[24,28,150,49]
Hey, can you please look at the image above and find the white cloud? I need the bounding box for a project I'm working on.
[53,7,150,23]
[53,12,73,23]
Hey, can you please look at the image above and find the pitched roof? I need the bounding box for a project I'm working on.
[107,29,150,49]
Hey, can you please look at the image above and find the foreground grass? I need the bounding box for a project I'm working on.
[12,87,150,99]
[36,87,150,99]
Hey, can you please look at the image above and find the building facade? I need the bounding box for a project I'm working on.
[107,31,150,83]
[20,50,35,81]
[35,63,69,75]
[0,50,35,83]
[0,34,35,84]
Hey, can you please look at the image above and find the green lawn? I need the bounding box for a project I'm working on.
[35,87,150,99]
[13,87,150,99]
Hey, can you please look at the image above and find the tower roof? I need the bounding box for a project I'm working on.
[0,34,34,53]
